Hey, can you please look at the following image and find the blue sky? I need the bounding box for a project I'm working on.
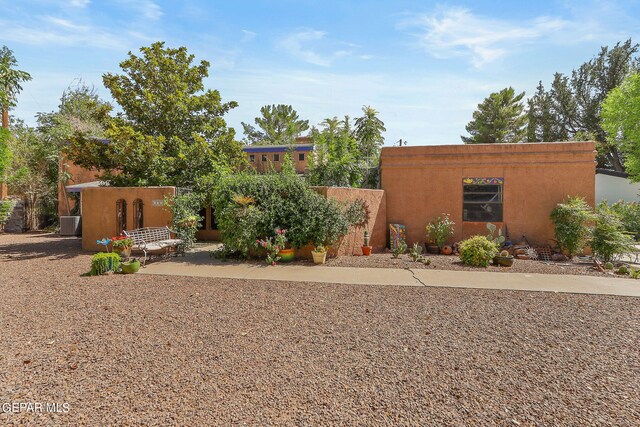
[2,0,640,145]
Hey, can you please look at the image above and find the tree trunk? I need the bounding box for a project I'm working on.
[2,107,8,129]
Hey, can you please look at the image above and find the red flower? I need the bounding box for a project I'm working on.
[272,261,276,266]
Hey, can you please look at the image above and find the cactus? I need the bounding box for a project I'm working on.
[500,250,509,257]
[363,230,370,247]
[487,223,505,246]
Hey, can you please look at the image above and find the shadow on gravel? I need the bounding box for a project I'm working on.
[0,233,84,261]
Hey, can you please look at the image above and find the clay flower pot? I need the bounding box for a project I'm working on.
[114,246,132,259]
[362,246,372,256]
[441,245,453,255]
[279,248,295,262]
[312,250,327,264]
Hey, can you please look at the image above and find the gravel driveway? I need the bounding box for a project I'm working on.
[1,234,639,426]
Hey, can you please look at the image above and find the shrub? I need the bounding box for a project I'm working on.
[90,252,121,275]
[392,241,407,258]
[592,201,635,262]
[211,173,354,255]
[0,199,15,228]
[425,214,455,248]
[550,197,595,258]
[459,235,499,267]
[610,201,640,241]
[164,192,203,250]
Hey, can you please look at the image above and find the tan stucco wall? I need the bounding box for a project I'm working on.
[81,187,176,251]
[381,142,596,247]
[58,159,102,217]
[245,151,309,174]
[312,186,387,256]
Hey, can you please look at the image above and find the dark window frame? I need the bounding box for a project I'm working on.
[249,154,255,162]
[462,178,503,222]
[116,199,127,235]
[133,198,144,229]
[298,153,305,161]
[261,154,267,162]
[273,153,280,162]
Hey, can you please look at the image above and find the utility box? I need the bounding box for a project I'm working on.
[60,216,82,236]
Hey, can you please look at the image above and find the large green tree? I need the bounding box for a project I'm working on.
[0,127,11,179]
[526,40,639,170]
[354,105,385,162]
[66,42,244,187]
[0,46,31,128]
[462,87,527,144]
[242,104,309,145]
[601,72,640,181]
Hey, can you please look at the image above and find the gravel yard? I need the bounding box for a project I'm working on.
[1,233,639,426]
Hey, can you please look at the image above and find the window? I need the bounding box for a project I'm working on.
[116,199,127,235]
[133,199,143,229]
[463,178,503,222]
[249,154,255,162]
[298,153,305,161]
[273,154,280,162]
[261,154,267,162]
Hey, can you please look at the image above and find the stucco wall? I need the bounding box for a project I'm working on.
[58,159,102,216]
[81,187,175,251]
[312,186,387,256]
[595,173,640,203]
[381,142,596,247]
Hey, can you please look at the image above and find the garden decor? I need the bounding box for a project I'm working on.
[90,252,121,275]
[362,230,372,256]
[389,224,406,251]
[120,259,141,274]
[312,244,327,264]
[493,250,515,267]
[111,235,134,259]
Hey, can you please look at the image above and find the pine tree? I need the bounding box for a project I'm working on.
[462,87,527,144]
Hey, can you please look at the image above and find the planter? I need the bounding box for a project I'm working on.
[114,246,132,259]
[493,255,515,267]
[120,259,141,274]
[362,245,372,256]
[441,245,453,255]
[279,248,295,262]
[427,245,440,254]
[312,250,327,265]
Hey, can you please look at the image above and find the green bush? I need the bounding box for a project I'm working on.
[550,197,595,258]
[0,199,15,227]
[610,201,640,241]
[592,201,636,262]
[164,192,203,250]
[459,235,499,267]
[90,252,121,275]
[211,173,354,255]
[425,214,455,249]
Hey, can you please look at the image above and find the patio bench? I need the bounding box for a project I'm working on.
[123,226,183,264]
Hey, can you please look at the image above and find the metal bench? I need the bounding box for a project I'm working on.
[123,226,183,264]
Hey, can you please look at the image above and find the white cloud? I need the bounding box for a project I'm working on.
[140,0,163,20]
[277,29,356,67]
[69,0,90,7]
[241,29,256,43]
[401,7,570,67]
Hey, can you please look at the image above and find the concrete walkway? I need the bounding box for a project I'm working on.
[139,247,640,297]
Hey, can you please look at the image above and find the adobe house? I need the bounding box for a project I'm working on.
[595,168,640,203]
[380,142,596,247]
[243,142,313,174]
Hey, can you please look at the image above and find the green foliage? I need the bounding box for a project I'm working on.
[602,72,640,180]
[616,265,629,275]
[90,252,121,275]
[486,223,505,246]
[0,199,15,226]
[610,201,640,240]
[550,197,595,258]
[0,127,11,179]
[462,87,528,144]
[630,268,640,279]
[527,40,639,171]
[256,229,287,265]
[242,104,309,145]
[66,42,244,187]
[0,45,32,112]
[604,261,614,270]
[459,235,499,267]
[211,173,354,256]
[425,214,455,248]
[392,241,407,259]
[353,105,386,163]
[592,201,635,262]
[409,242,424,262]
[164,192,203,249]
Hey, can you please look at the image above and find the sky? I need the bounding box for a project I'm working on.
[2,0,640,146]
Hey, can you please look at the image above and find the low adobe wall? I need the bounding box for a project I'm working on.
[381,142,596,247]
[311,186,386,256]
[81,187,175,251]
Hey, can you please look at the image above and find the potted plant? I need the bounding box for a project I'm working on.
[274,228,295,262]
[426,214,455,254]
[493,250,515,267]
[255,228,289,265]
[362,230,372,256]
[120,258,141,274]
[312,244,327,264]
[111,235,134,259]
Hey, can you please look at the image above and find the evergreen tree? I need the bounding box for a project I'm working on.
[462,87,527,144]
[242,104,309,145]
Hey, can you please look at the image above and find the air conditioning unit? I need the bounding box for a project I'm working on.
[60,216,82,236]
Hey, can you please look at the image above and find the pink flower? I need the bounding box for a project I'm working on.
[274,246,279,251]
[262,242,267,247]
[272,261,277,266]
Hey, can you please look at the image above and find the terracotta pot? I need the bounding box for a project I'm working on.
[362,245,372,256]
[441,245,453,255]
[114,246,131,259]
[427,245,440,254]
[312,250,327,264]
[279,248,295,262]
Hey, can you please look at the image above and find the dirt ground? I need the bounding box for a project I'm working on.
[1,233,639,426]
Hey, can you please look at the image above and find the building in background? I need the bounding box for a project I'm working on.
[595,168,640,204]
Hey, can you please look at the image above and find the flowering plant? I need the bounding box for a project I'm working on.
[256,228,287,266]
[425,213,455,249]
[111,235,134,249]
